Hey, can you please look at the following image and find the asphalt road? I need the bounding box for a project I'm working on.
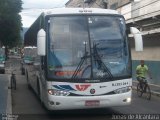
[1,57,160,120]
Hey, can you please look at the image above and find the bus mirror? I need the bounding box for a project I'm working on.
[37,29,46,56]
[130,27,143,51]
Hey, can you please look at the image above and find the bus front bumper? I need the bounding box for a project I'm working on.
[45,91,132,110]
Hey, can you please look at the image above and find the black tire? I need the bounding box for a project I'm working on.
[37,79,44,106]
[137,83,143,97]
[37,79,40,97]
[26,72,31,89]
[145,85,151,100]
[2,70,5,74]
[11,76,13,89]
[11,75,16,90]
[21,68,25,75]
[13,78,16,90]
[0,69,5,74]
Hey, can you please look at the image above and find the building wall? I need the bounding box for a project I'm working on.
[65,0,133,9]
[117,0,160,21]
[65,0,83,7]
[108,0,131,9]
[130,34,160,61]
[65,0,104,8]
[65,0,133,8]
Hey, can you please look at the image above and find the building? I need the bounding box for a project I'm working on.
[65,0,160,85]
[65,0,108,8]
[65,0,133,9]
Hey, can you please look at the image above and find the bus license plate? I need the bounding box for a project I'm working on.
[85,100,100,106]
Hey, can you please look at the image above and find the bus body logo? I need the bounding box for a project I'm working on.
[53,85,76,91]
[90,89,96,94]
[75,84,91,91]
[53,84,91,91]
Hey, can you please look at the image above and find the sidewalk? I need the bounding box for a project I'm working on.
[132,81,160,97]
[0,74,12,115]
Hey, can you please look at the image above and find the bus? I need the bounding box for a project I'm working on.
[21,46,37,75]
[23,46,37,64]
[24,8,143,110]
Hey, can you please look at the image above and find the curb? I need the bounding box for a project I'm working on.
[132,86,160,97]
[151,91,160,97]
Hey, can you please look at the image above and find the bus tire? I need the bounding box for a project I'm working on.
[1,69,5,74]
[37,79,40,96]
[26,72,31,89]
[37,79,44,106]
[21,67,25,75]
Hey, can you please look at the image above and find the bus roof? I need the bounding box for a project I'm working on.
[24,46,37,49]
[43,8,119,16]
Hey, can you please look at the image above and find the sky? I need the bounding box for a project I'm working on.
[20,0,69,28]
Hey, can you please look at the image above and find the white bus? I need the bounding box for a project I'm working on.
[21,46,37,75]
[23,46,37,64]
[24,8,143,110]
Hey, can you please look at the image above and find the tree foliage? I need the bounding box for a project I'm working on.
[0,0,22,48]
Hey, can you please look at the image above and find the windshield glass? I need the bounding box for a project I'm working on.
[47,15,131,81]
[0,48,5,55]
[24,47,37,61]
[0,48,5,61]
[89,16,130,79]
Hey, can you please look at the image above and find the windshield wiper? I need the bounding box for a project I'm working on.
[72,42,114,80]
[72,52,89,79]
[93,42,114,80]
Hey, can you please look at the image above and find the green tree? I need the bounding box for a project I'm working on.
[0,0,22,48]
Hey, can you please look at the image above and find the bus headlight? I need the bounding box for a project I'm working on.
[114,86,131,94]
[48,89,70,96]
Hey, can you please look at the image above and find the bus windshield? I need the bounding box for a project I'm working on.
[24,47,37,62]
[47,15,131,81]
[0,48,5,55]
[0,48,5,61]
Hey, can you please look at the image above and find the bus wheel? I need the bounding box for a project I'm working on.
[37,79,44,106]
[37,79,40,96]
[21,67,25,75]
[26,72,31,89]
